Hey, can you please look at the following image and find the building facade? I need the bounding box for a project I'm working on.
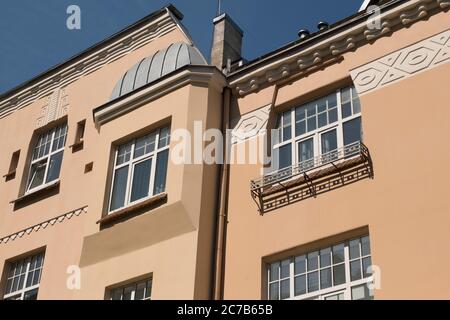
[0,0,449,300]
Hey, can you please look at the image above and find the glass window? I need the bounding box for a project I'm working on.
[27,123,67,192]
[3,252,44,300]
[268,235,373,300]
[109,126,170,213]
[273,85,362,175]
[110,278,152,301]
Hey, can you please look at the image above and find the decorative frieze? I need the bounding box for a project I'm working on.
[36,88,69,128]
[0,206,88,245]
[350,29,449,94]
[0,11,178,119]
[230,0,446,97]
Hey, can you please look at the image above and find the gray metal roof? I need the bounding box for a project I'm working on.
[110,42,207,101]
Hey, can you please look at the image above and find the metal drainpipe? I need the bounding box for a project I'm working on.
[213,86,231,300]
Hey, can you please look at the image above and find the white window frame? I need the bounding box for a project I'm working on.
[267,235,373,301]
[26,123,68,194]
[108,126,170,214]
[273,86,362,170]
[3,252,45,300]
[109,278,152,301]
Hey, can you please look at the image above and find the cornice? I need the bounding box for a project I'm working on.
[0,206,88,245]
[230,0,448,97]
[93,66,227,127]
[0,11,177,119]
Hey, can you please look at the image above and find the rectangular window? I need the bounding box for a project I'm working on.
[268,235,373,300]
[109,278,152,300]
[273,86,362,171]
[27,123,67,192]
[3,252,45,300]
[109,125,170,213]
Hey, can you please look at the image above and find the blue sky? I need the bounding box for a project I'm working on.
[0,0,364,95]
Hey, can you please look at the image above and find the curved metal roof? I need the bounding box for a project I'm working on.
[110,42,207,101]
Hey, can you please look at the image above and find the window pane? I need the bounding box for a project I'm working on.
[351,284,373,300]
[317,98,327,113]
[110,166,129,211]
[123,286,134,300]
[154,149,169,195]
[307,271,319,293]
[295,120,306,137]
[298,138,314,170]
[52,124,68,152]
[282,112,291,142]
[159,126,171,148]
[135,282,146,300]
[295,107,305,122]
[145,280,152,299]
[333,244,345,264]
[130,159,152,203]
[361,236,371,256]
[46,151,64,183]
[328,107,338,124]
[270,262,279,282]
[362,257,372,278]
[295,255,306,275]
[280,279,290,300]
[350,260,362,281]
[353,97,361,115]
[269,283,279,300]
[134,133,156,158]
[278,144,292,170]
[349,239,361,260]
[307,251,319,271]
[111,288,123,300]
[307,116,316,132]
[281,260,290,279]
[341,102,352,119]
[328,93,337,108]
[23,288,38,300]
[116,143,133,165]
[321,130,337,155]
[320,248,331,268]
[341,87,351,103]
[333,264,346,286]
[294,275,306,296]
[318,112,327,128]
[28,160,47,190]
[343,117,362,146]
[306,104,316,117]
[320,268,332,290]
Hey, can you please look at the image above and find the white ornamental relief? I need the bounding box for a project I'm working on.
[350,29,450,95]
[36,88,69,128]
[231,105,272,144]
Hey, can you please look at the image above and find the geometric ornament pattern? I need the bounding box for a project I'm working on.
[36,88,69,128]
[0,206,88,245]
[231,104,272,144]
[351,29,450,95]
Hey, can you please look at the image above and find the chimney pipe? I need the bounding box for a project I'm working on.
[210,13,244,72]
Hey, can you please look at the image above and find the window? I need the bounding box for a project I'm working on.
[3,252,45,300]
[109,126,170,213]
[268,235,373,300]
[109,278,152,300]
[26,123,68,192]
[274,86,362,171]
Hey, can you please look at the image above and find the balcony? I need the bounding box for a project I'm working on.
[250,141,374,214]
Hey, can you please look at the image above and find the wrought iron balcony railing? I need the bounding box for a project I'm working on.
[250,141,373,213]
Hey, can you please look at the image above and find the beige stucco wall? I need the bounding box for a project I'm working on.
[223,11,450,300]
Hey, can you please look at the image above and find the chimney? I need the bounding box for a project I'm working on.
[210,13,244,72]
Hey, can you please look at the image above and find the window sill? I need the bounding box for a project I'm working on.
[96,193,168,226]
[10,180,60,205]
[69,140,84,152]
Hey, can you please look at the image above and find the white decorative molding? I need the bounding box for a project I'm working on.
[350,29,449,94]
[230,0,446,97]
[0,206,88,245]
[0,10,178,119]
[36,88,69,128]
[231,105,272,144]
